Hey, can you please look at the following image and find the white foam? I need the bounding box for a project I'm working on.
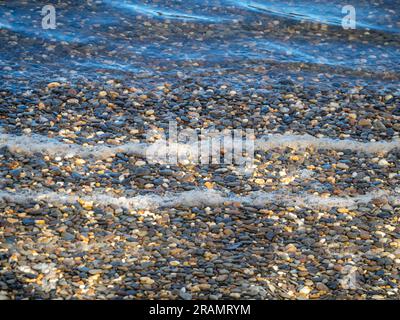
[0,132,146,159]
[256,134,400,154]
[1,132,398,160]
[0,188,395,210]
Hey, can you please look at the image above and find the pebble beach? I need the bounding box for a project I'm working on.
[0,0,399,300]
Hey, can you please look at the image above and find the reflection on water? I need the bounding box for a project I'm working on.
[0,0,399,90]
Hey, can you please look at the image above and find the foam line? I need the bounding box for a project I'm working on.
[0,132,399,160]
[256,134,400,154]
[0,132,146,159]
[0,189,396,210]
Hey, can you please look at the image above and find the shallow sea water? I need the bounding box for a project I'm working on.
[0,0,399,92]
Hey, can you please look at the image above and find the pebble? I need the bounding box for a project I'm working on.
[140,277,155,285]
[358,119,372,127]
[336,163,349,170]
[1,67,399,301]
[47,82,61,89]
[378,159,390,167]
[179,288,192,300]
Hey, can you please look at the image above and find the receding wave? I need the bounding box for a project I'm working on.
[230,0,400,33]
[104,0,219,21]
[1,0,399,89]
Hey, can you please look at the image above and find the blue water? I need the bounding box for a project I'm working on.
[1,0,399,90]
